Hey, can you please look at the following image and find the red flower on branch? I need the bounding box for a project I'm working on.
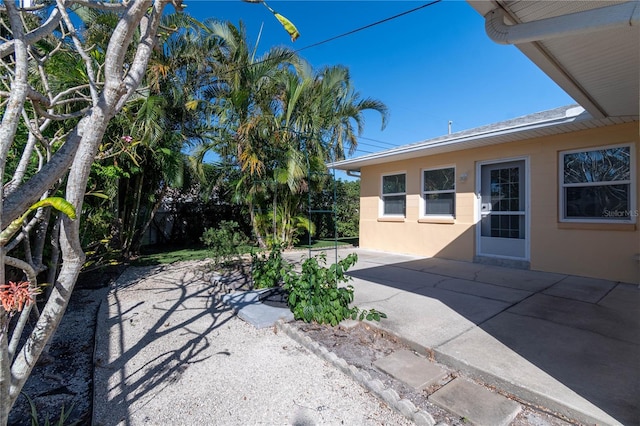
[0,281,41,314]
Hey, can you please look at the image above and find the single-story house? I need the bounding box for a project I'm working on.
[330,1,639,283]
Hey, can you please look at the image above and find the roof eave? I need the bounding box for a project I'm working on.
[330,110,636,171]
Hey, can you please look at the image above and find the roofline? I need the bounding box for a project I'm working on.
[329,106,637,171]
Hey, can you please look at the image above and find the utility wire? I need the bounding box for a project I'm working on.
[210,1,443,76]
[357,135,397,147]
[357,141,395,151]
[295,0,443,54]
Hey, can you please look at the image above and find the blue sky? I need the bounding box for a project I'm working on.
[185,1,574,160]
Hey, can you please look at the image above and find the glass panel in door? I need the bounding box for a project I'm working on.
[479,160,527,259]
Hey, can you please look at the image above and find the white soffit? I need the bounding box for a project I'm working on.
[468,0,640,118]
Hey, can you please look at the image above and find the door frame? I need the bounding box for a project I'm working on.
[475,156,531,261]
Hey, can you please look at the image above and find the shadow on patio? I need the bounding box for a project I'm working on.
[340,249,638,425]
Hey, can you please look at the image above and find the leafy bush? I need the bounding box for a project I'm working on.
[283,252,386,326]
[200,220,249,266]
[250,244,290,289]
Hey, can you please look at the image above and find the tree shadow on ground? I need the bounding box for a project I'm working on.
[93,261,236,425]
[346,256,639,425]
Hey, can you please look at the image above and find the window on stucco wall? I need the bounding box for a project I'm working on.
[422,167,455,218]
[381,173,406,216]
[560,144,636,223]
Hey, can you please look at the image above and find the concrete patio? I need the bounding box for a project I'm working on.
[284,248,640,426]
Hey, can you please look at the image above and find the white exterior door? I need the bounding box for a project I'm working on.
[477,159,528,260]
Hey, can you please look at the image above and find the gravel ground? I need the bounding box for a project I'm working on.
[11,258,576,425]
[92,261,413,425]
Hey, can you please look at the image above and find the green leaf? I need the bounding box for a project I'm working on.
[30,197,77,220]
[86,191,110,200]
[274,13,300,41]
[185,99,199,110]
[0,197,77,246]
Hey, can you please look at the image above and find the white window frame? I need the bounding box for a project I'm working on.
[421,166,456,219]
[559,143,636,224]
[380,172,406,217]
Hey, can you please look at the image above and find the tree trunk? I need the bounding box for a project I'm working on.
[0,1,30,422]
[2,0,171,416]
[249,201,266,248]
[8,105,109,407]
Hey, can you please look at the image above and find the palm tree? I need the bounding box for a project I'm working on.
[183,20,388,248]
[261,64,388,246]
[187,19,301,246]
[312,65,388,160]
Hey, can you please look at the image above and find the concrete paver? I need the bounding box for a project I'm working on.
[350,280,507,348]
[348,264,446,291]
[387,256,565,293]
[434,277,532,303]
[398,257,488,280]
[429,378,522,426]
[597,282,640,312]
[373,349,449,390]
[472,267,565,292]
[542,275,617,303]
[435,312,637,425]
[508,293,637,344]
[353,277,513,325]
[287,248,639,426]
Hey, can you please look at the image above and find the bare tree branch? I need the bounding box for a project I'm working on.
[56,0,101,103]
[70,0,131,11]
[0,3,29,166]
[0,3,30,419]
[2,126,82,224]
[0,7,63,60]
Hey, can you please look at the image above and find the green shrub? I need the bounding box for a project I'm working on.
[200,220,249,266]
[283,252,386,326]
[250,244,290,289]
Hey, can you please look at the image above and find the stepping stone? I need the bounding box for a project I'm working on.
[235,303,293,329]
[373,349,448,390]
[429,378,521,426]
[222,289,294,329]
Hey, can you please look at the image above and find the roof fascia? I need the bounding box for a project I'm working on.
[330,109,589,171]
